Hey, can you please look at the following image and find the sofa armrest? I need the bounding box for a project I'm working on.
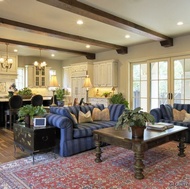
[150,108,162,122]
[45,113,73,129]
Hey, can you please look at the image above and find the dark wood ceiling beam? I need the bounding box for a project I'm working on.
[37,0,173,47]
[0,17,128,54]
[0,38,95,60]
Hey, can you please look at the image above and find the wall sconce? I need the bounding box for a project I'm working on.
[49,75,59,106]
[34,49,47,70]
[83,75,92,102]
[0,43,13,72]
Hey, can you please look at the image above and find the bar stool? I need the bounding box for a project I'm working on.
[31,94,43,106]
[5,95,23,129]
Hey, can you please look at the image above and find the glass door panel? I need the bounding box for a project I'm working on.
[131,63,148,111]
[150,60,169,109]
[173,57,190,103]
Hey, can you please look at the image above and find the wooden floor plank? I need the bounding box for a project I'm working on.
[0,128,28,163]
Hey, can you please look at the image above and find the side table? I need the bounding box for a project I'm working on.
[13,123,57,164]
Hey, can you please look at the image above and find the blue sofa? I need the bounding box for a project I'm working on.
[150,103,190,142]
[46,104,125,157]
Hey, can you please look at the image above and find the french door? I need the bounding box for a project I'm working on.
[131,55,190,111]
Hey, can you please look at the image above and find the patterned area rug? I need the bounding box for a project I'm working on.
[0,141,190,189]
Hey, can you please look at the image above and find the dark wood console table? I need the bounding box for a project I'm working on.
[13,123,56,164]
[93,126,187,179]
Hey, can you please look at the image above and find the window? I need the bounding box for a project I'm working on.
[15,67,24,90]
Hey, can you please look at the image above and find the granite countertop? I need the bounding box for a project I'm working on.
[0,96,52,102]
[89,96,110,98]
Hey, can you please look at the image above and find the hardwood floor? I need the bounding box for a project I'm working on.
[0,128,28,164]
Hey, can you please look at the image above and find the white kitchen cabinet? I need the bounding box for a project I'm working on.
[63,66,72,89]
[71,77,86,103]
[93,60,118,87]
[25,65,50,87]
[70,62,93,103]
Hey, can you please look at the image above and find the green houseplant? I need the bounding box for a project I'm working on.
[17,87,33,99]
[18,104,47,126]
[115,107,155,138]
[102,92,111,98]
[55,88,65,106]
[109,93,129,108]
[55,88,65,101]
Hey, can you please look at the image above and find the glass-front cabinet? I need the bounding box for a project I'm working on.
[25,65,50,87]
[34,67,46,87]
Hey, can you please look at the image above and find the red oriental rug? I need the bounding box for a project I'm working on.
[0,141,190,189]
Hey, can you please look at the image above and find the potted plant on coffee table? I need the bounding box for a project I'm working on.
[18,104,47,126]
[115,107,155,139]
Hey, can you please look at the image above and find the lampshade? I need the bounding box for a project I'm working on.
[50,75,59,87]
[83,75,92,89]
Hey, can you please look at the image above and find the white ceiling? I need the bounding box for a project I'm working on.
[0,0,190,60]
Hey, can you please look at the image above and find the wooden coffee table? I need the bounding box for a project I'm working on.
[93,126,187,179]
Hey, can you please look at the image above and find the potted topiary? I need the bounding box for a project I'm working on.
[18,104,47,126]
[17,87,33,99]
[55,88,65,106]
[109,92,129,108]
[115,107,155,139]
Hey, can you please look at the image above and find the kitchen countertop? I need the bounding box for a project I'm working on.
[0,96,52,102]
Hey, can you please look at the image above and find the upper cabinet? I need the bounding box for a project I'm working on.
[63,66,72,89]
[93,60,118,87]
[63,62,93,89]
[25,65,50,87]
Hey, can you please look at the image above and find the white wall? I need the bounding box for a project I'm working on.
[62,34,190,101]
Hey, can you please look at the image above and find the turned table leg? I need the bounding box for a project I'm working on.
[178,132,186,157]
[94,134,102,163]
[133,144,145,179]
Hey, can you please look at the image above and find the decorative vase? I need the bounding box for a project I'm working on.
[57,100,64,107]
[131,126,146,139]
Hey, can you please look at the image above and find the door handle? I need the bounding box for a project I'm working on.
[170,93,173,99]
[168,93,170,99]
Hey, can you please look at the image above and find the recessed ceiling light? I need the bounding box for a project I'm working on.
[125,35,130,38]
[51,54,55,57]
[77,20,83,25]
[177,21,183,26]
[86,45,90,48]
[0,0,4,2]
[14,49,18,52]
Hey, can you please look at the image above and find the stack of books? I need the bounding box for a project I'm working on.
[147,122,174,131]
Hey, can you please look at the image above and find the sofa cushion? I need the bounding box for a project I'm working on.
[80,105,95,114]
[78,111,93,123]
[92,108,110,121]
[73,121,116,138]
[183,113,190,122]
[160,104,173,121]
[108,104,125,121]
[173,109,186,121]
[65,105,80,118]
[174,103,190,113]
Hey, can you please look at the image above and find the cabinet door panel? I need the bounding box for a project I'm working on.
[93,60,118,87]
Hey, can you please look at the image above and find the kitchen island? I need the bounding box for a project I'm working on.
[0,96,52,127]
